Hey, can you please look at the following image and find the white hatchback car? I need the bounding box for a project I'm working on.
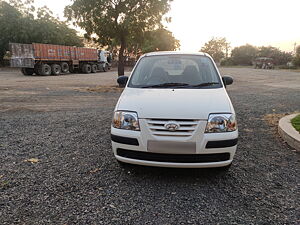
[111,52,238,169]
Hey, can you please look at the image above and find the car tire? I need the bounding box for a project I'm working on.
[91,64,97,73]
[38,64,51,76]
[21,68,34,76]
[51,64,61,75]
[61,62,69,73]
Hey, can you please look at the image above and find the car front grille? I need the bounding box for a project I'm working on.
[117,148,230,163]
[146,119,199,137]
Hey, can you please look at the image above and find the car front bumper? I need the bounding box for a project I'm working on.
[111,122,238,168]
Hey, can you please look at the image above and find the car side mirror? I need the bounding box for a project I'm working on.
[117,76,128,87]
[222,76,233,86]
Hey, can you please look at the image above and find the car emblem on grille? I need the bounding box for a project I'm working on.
[164,122,180,131]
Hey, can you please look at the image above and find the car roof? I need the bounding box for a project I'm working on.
[143,51,208,57]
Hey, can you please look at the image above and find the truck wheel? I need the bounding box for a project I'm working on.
[91,64,97,73]
[51,64,61,75]
[69,66,75,73]
[61,62,69,73]
[21,68,34,76]
[34,65,40,75]
[38,64,51,76]
[83,64,92,74]
[103,64,108,72]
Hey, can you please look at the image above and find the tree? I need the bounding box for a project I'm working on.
[111,27,180,62]
[200,37,230,62]
[257,46,292,65]
[292,45,300,67]
[141,28,180,53]
[0,0,83,64]
[297,45,300,55]
[65,0,173,76]
[231,44,258,65]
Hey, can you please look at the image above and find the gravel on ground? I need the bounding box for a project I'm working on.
[0,68,299,224]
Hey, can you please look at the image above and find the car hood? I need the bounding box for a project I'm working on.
[117,88,233,120]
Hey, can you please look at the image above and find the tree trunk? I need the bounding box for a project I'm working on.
[118,40,125,76]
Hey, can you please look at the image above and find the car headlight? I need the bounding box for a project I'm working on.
[112,111,140,131]
[205,113,237,133]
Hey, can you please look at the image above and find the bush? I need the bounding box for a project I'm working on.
[220,57,235,66]
[278,65,298,69]
[0,60,9,67]
[291,46,300,67]
[231,44,258,65]
[292,57,300,67]
[257,46,293,65]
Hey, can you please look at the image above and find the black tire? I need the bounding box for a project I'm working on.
[51,64,61,75]
[21,68,34,76]
[91,64,97,73]
[38,64,51,76]
[61,62,69,73]
[82,64,92,74]
[34,65,40,75]
[69,66,75,73]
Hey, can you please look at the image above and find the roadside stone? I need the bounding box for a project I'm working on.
[278,113,300,152]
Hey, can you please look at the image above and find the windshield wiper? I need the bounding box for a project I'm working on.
[141,82,190,88]
[187,82,220,88]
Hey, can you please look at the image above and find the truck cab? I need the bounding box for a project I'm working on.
[98,50,112,71]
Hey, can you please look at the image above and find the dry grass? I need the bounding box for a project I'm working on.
[263,113,289,129]
[77,85,124,93]
[280,69,300,73]
[263,112,300,131]
[0,106,46,113]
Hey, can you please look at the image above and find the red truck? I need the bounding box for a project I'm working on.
[10,43,112,75]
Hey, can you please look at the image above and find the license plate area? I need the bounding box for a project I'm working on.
[147,140,196,154]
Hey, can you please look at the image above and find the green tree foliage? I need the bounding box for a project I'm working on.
[297,45,300,55]
[229,44,293,66]
[65,0,173,75]
[200,37,230,62]
[106,28,180,63]
[257,46,292,65]
[231,44,258,65]
[141,28,180,53]
[292,45,300,67]
[0,0,83,64]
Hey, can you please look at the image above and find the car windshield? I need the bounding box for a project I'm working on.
[128,55,222,88]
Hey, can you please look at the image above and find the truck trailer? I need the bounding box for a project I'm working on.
[10,43,112,75]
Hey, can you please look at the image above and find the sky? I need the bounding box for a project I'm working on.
[34,0,300,52]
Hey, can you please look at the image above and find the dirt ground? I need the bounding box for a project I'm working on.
[0,68,131,112]
[0,67,299,112]
[0,67,299,224]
